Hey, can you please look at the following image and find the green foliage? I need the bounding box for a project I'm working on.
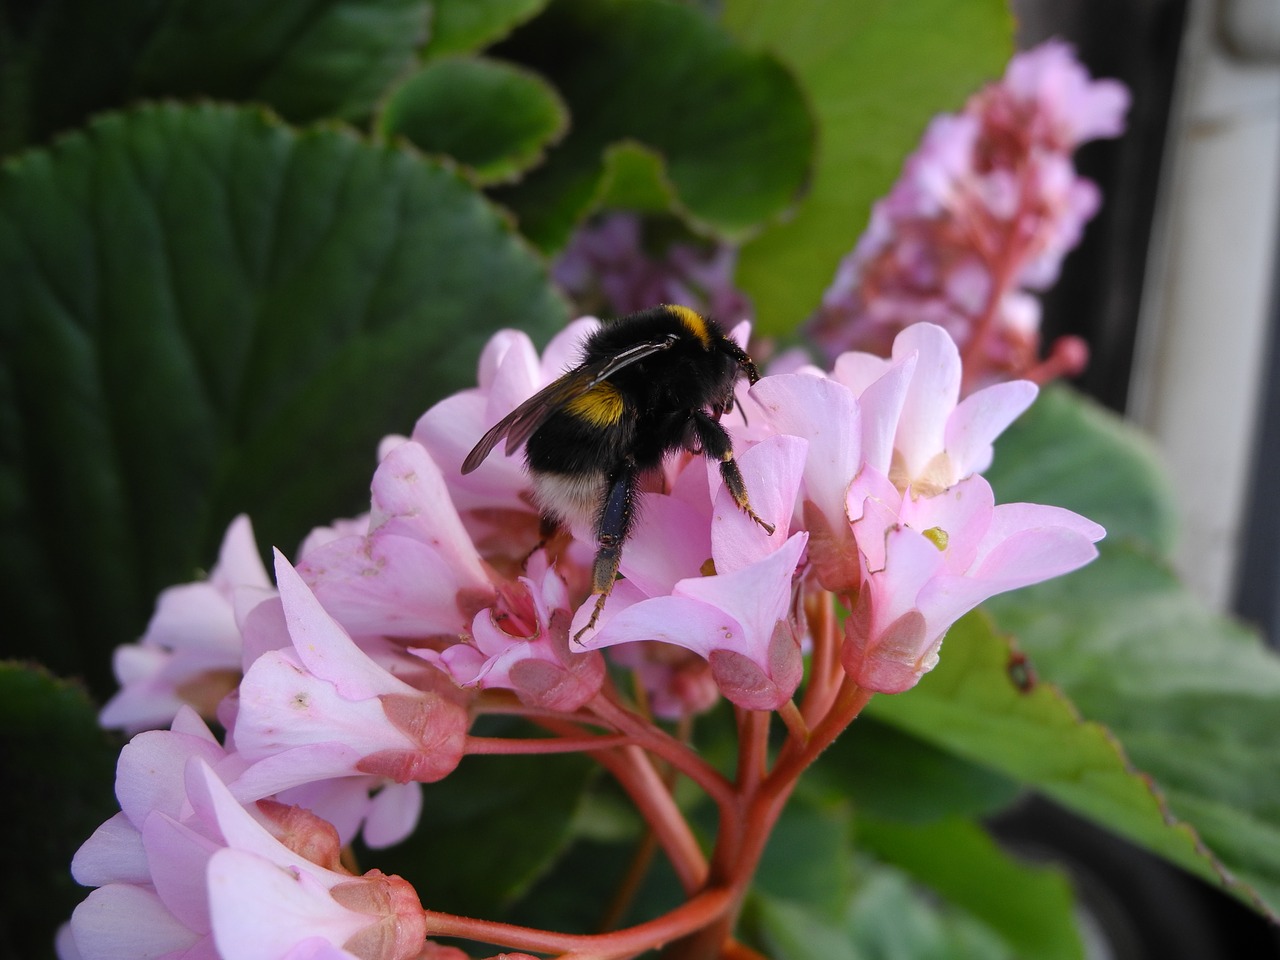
[380,57,569,184]
[810,717,1020,824]
[0,103,567,693]
[722,0,1014,334]
[489,0,814,250]
[746,813,1083,960]
[423,0,550,58]
[0,664,119,958]
[986,541,1280,919]
[857,816,1083,960]
[985,384,1179,555]
[1,0,432,150]
[865,610,1255,907]
[747,864,1034,960]
[984,388,1280,918]
[370,739,596,918]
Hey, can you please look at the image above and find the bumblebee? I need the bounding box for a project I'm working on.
[462,304,775,637]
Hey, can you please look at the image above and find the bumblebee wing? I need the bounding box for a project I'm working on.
[461,372,590,473]
[460,334,678,474]
[580,333,679,388]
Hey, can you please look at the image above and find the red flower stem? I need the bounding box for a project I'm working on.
[664,679,875,960]
[532,715,708,893]
[590,692,736,811]
[767,677,873,797]
[475,698,615,730]
[423,886,734,960]
[736,709,770,792]
[798,590,842,727]
[721,939,772,960]
[776,699,809,745]
[463,733,634,755]
[597,744,710,893]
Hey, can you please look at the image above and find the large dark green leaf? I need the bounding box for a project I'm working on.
[371,745,596,918]
[748,864,1023,960]
[379,56,569,185]
[755,789,857,918]
[857,816,1083,960]
[810,716,1020,824]
[0,664,120,960]
[866,610,1279,919]
[723,0,1013,335]
[0,103,567,694]
[490,0,814,250]
[2,0,430,150]
[422,0,549,58]
[985,543,1280,921]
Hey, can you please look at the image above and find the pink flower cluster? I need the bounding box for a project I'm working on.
[72,317,1103,959]
[553,213,753,324]
[807,40,1130,393]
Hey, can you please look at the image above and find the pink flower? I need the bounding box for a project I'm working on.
[416,558,606,712]
[808,40,1129,394]
[100,515,272,733]
[297,440,496,640]
[871,322,1038,495]
[574,436,810,710]
[67,738,426,960]
[232,552,468,794]
[842,471,1104,693]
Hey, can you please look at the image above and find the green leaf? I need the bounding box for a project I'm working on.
[2,0,431,150]
[722,0,1014,336]
[864,610,1278,919]
[858,816,1083,960]
[0,665,119,960]
[423,0,550,58]
[490,0,814,250]
[370,745,596,917]
[985,542,1280,920]
[810,716,1020,824]
[755,789,857,917]
[985,385,1179,556]
[379,56,569,185]
[749,864,1020,960]
[595,142,679,215]
[747,895,862,960]
[0,103,567,695]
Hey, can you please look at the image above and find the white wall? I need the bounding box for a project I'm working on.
[1129,0,1280,609]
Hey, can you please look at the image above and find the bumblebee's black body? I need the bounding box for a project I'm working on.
[462,305,773,636]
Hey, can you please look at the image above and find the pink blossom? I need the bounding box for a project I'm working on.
[297,441,496,640]
[232,552,468,788]
[842,471,1104,693]
[575,437,810,710]
[67,741,427,960]
[808,40,1129,394]
[416,558,605,711]
[100,515,272,733]
[606,641,721,719]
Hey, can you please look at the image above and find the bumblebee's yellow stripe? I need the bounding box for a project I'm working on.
[566,382,626,426]
[666,304,711,347]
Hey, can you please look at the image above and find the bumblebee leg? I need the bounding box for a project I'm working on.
[522,515,564,570]
[690,410,776,535]
[574,460,639,642]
